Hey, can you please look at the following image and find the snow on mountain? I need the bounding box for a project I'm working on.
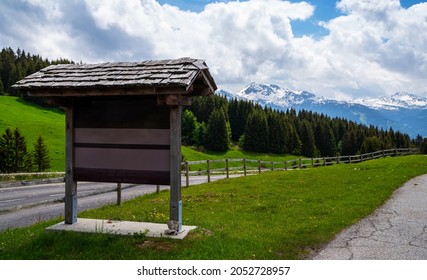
[217,83,427,138]
[354,92,427,110]
[235,82,323,108]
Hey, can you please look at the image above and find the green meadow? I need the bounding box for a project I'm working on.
[0,96,65,171]
[0,155,426,259]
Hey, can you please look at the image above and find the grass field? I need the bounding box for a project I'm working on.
[0,96,65,171]
[1,155,426,259]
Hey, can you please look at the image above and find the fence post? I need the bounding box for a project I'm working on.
[323,157,326,166]
[284,161,287,171]
[271,161,274,171]
[299,158,302,170]
[185,161,189,188]
[243,158,247,176]
[117,183,122,206]
[226,158,229,179]
[258,160,261,174]
[395,148,398,156]
[207,160,211,183]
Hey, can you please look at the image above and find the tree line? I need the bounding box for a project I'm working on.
[183,94,427,156]
[0,47,74,96]
[0,128,51,173]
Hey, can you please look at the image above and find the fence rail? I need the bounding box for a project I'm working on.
[0,148,419,184]
[181,148,419,187]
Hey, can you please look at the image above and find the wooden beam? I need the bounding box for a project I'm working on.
[167,105,183,234]
[64,101,77,224]
[157,95,192,106]
[26,86,189,97]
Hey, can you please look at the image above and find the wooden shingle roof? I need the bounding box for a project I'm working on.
[13,57,217,97]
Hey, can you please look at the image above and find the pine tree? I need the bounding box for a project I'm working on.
[420,138,427,154]
[193,121,207,147]
[341,127,358,155]
[181,110,197,145]
[0,78,4,95]
[287,123,302,155]
[300,120,318,157]
[205,108,230,152]
[0,128,14,172]
[360,136,381,154]
[243,109,269,153]
[0,128,31,172]
[267,112,287,154]
[33,135,51,172]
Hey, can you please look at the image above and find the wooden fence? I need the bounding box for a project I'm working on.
[0,148,419,184]
[181,148,419,187]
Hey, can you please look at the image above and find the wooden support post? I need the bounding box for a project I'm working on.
[117,183,122,206]
[258,160,261,174]
[226,158,229,179]
[299,158,302,170]
[156,185,160,194]
[207,160,211,183]
[185,161,189,188]
[168,105,182,233]
[284,161,287,171]
[271,161,274,171]
[243,158,247,176]
[64,103,77,224]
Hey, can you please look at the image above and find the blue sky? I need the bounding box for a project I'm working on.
[1,0,426,100]
[157,0,423,37]
[157,0,342,37]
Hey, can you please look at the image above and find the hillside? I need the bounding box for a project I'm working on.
[0,96,65,171]
[0,96,296,172]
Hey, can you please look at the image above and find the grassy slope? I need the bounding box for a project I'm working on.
[1,155,426,259]
[0,96,297,173]
[0,96,65,171]
[182,146,296,162]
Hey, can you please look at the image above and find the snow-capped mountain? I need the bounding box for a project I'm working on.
[354,92,427,110]
[236,82,324,108]
[218,83,427,138]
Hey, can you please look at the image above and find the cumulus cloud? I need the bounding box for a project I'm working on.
[312,0,427,98]
[0,0,426,99]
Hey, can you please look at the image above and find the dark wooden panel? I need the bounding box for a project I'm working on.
[75,128,170,145]
[75,168,170,185]
[75,148,170,171]
[74,96,170,129]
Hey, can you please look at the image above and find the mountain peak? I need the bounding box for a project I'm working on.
[355,92,427,110]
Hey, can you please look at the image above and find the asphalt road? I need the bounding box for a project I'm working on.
[312,174,427,260]
[0,174,240,231]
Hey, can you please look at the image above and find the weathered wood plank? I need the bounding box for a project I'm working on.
[168,105,183,233]
[64,102,77,224]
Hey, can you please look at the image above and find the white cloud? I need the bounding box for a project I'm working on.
[83,0,314,88]
[1,0,426,99]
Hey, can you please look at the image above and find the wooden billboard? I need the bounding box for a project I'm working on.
[73,96,171,185]
[13,58,217,234]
